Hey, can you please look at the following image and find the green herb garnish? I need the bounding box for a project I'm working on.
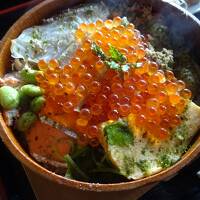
[141,148,147,155]
[174,122,189,141]
[109,45,126,63]
[91,42,141,73]
[159,154,173,168]
[32,28,41,40]
[136,160,150,174]
[91,42,107,60]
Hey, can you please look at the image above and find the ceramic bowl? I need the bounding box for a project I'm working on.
[0,0,200,199]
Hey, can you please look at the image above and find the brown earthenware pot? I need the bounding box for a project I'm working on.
[0,0,200,199]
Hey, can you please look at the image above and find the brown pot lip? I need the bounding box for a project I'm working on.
[0,0,200,192]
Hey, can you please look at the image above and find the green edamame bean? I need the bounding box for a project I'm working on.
[20,84,43,97]
[20,67,38,84]
[17,112,37,132]
[31,96,45,113]
[0,86,20,109]
[19,93,31,108]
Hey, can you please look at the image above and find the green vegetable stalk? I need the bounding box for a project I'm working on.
[64,154,89,181]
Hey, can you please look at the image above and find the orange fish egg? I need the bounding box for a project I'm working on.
[36,17,191,145]
[108,109,120,120]
[38,59,48,71]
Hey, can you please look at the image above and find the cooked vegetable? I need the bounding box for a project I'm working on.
[20,84,43,97]
[0,86,20,109]
[17,112,37,132]
[20,66,38,84]
[31,96,45,113]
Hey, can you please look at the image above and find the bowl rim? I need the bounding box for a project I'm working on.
[0,0,200,192]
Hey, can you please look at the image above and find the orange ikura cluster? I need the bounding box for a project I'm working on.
[36,17,191,146]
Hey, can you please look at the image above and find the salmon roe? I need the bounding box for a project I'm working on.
[36,17,191,145]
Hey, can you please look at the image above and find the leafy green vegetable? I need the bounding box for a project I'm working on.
[71,145,90,159]
[109,45,126,63]
[91,42,141,73]
[65,167,73,179]
[64,145,127,183]
[91,42,107,60]
[104,121,134,147]
[64,154,89,181]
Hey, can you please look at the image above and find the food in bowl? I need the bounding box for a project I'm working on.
[0,1,200,183]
